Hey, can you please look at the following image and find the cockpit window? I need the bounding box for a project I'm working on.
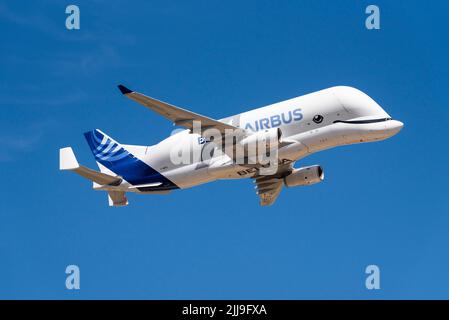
[313,115,324,124]
[333,117,392,124]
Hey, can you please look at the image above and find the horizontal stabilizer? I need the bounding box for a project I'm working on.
[60,147,79,170]
[108,191,128,207]
[59,147,122,186]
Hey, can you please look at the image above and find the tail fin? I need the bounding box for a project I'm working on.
[84,129,179,190]
[84,129,133,175]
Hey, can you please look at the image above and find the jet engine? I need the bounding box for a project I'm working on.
[284,165,324,187]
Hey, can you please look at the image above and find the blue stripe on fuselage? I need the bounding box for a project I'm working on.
[84,130,179,190]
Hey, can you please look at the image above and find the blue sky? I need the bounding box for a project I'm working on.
[1,0,448,299]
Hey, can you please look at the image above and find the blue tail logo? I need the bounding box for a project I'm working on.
[83,129,178,191]
[84,129,130,162]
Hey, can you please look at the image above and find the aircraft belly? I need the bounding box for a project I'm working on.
[161,164,217,189]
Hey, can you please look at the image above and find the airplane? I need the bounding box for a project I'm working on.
[59,85,403,206]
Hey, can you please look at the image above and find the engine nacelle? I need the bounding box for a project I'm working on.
[284,165,324,187]
[239,128,281,155]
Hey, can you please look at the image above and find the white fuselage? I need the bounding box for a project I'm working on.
[119,86,403,192]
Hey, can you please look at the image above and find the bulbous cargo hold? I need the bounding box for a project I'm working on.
[61,84,402,206]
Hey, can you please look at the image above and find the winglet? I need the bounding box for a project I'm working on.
[59,147,80,170]
[117,84,133,95]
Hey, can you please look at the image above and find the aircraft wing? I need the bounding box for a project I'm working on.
[118,84,240,135]
[254,175,284,206]
[253,162,294,206]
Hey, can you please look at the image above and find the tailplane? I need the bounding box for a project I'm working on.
[61,129,177,206]
[107,191,128,207]
[59,147,127,207]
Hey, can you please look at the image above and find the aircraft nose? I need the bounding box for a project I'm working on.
[387,120,404,135]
